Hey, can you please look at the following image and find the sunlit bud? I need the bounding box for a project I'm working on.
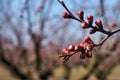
[78,10,84,16]
[61,48,69,54]
[68,45,75,51]
[78,10,84,20]
[74,45,82,52]
[95,19,102,25]
[62,12,72,18]
[87,15,93,25]
[83,36,91,43]
[95,19,103,29]
[86,44,93,51]
[81,21,89,29]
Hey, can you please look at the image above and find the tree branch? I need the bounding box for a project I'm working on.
[57,0,81,22]
[57,0,120,48]
[94,28,120,47]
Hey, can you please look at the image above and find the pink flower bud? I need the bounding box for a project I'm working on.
[68,45,75,51]
[95,19,102,25]
[61,48,69,54]
[62,12,71,18]
[83,36,91,43]
[81,21,88,29]
[87,15,93,21]
[77,10,84,16]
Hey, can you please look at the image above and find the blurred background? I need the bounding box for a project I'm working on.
[0,0,120,80]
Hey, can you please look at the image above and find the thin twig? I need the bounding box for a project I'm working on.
[94,35,109,47]
[59,52,77,57]
[112,28,120,34]
[57,0,82,22]
[57,0,72,15]
[59,52,77,62]
[99,29,111,35]
[94,28,120,47]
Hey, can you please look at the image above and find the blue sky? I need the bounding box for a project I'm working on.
[0,0,119,46]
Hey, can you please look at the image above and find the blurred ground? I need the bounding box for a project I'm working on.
[0,64,19,80]
[49,65,120,80]
[1,64,119,80]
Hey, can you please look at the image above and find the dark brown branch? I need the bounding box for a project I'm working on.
[26,0,41,71]
[111,28,120,34]
[94,28,120,47]
[91,25,112,35]
[100,0,105,16]
[34,38,41,70]
[94,35,109,47]
[57,0,81,22]
[57,0,72,15]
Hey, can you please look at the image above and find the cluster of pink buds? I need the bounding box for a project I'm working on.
[79,36,94,59]
[58,0,120,63]
[59,37,94,62]
[62,10,104,35]
[77,10,104,34]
